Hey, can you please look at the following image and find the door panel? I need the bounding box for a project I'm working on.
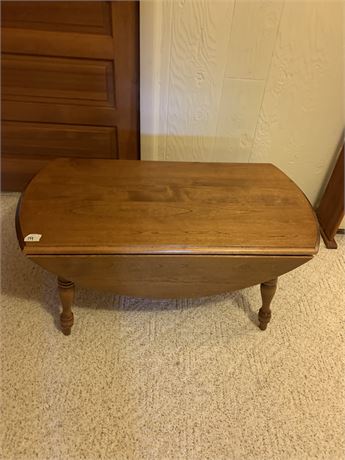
[3,55,115,106]
[1,1,139,191]
[3,122,118,159]
[2,1,112,35]
[2,28,114,58]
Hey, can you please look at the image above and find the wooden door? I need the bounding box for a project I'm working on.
[1,1,139,191]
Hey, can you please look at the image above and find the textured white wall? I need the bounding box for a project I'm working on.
[140,0,345,208]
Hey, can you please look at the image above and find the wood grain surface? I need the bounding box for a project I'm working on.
[17,158,319,256]
[2,1,112,35]
[3,122,118,159]
[2,54,115,107]
[317,145,344,247]
[30,255,311,299]
[1,1,139,191]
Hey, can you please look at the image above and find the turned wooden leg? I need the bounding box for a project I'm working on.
[258,278,277,331]
[58,277,75,335]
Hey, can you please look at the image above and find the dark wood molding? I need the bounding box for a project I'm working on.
[316,145,344,249]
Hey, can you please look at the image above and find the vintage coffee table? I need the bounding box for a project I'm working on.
[16,158,319,335]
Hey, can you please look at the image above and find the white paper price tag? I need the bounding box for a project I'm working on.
[24,234,42,242]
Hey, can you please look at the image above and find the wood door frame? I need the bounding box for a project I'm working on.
[111,1,140,159]
[316,145,345,248]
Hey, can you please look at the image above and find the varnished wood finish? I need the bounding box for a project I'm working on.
[17,159,319,257]
[16,160,319,334]
[3,55,115,107]
[319,227,337,250]
[1,1,139,191]
[2,2,112,35]
[316,145,344,249]
[3,122,118,159]
[30,255,310,299]
[58,277,74,336]
[259,278,277,331]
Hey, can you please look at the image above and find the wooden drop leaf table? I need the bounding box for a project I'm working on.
[16,159,319,335]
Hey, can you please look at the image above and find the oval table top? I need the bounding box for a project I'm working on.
[17,158,319,256]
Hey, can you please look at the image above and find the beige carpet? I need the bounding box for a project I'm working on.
[1,192,345,460]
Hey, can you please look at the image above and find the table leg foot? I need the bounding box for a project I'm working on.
[258,278,277,331]
[58,277,75,335]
